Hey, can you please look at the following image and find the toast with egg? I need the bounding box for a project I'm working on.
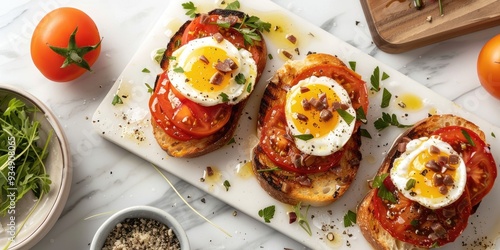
[252,53,369,206]
[150,9,267,158]
[357,114,497,249]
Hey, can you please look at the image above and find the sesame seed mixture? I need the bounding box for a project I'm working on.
[102,218,181,250]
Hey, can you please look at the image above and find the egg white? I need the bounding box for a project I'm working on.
[390,136,467,209]
[285,76,356,156]
[167,36,257,106]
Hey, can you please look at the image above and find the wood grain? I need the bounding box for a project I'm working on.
[360,0,500,53]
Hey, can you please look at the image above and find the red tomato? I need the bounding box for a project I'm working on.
[149,94,195,141]
[477,34,500,99]
[259,105,343,174]
[432,126,497,207]
[31,7,101,82]
[153,72,231,137]
[373,176,472,248]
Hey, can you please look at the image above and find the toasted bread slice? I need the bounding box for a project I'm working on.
[357,114,485,250]
[151,9,267,158]
[252,53,365,206]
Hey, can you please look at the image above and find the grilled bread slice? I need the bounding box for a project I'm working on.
[357,114,486,250]
[150,9,267,158]
[252,53,366,206]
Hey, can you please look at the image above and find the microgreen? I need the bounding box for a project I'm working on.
[461,129,475,147]
[0,97,52,217]
[374,112,413,131]
[343,210,357,227]
[293,202,312,236]
[258,205,276,223]
[182,1,197,18]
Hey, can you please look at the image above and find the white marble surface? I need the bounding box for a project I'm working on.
[1,0,500,249]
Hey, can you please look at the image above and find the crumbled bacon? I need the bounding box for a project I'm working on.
[213,32,224,43]
[286,34,297,44]
[210,72,224,85]
[199,55,209,64]
[320,109,333,122]
[199,13,209,24]
[214,58,237,73]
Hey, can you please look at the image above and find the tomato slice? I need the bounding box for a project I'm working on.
[154,72,231,137]
[290,64,369,128]
[373,176,472,248]
[259,105,343,174]
[432,126,497,207]
[181,14,246,48]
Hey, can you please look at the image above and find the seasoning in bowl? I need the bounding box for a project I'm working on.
[102,218,180,250]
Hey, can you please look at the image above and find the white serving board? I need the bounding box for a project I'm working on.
[92,0,500,249]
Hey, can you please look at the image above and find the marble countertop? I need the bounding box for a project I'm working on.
[1,0,500,249]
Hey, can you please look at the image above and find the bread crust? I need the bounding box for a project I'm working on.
[357,114,485,250]
[151,9,267,158]
[252,53,365,206]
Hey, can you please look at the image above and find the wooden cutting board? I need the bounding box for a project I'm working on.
[360,0,500,53]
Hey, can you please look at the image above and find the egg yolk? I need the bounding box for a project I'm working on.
[288,84,340,138]
[397,150,458,199]
[183,46,236,92]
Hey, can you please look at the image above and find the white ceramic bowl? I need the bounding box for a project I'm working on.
[90,206,190,250]
[0,84,72,249]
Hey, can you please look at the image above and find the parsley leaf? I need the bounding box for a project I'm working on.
[337,109,355,125]
[145,83,154,94]
[258,205,275,223]
[293,203,312,236]
[173,66,184,73]
[356,107,367,124]
[374,112,413,131]
[373,173,396,203]
[154,48,166,64]
[294,134,314,141]
[382,72,390,80]
[225,0,240,10]
[349,61,356,71]
[142,68,150,73]
[381,88,392,108]
[360,128,372,139]
[182,1,197,18]
[227,137,236,145]
[223,180,231,191]
[112,95,123,105]
[370,66,381,92]
[343,210,357,227]
[235,73,246,85]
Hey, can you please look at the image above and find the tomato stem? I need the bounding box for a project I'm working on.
[48,27,102,71]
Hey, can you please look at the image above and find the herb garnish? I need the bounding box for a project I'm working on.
[258,205,275,223]
[349,61,356,71]
[235,73,246,85]
[225,0,240,10]
[461,129,475,147]
[356,107,367,124]
[142,68,150,73]
[223,180,231,191]
[343,210,357,227]
[370,67,390,92]
[381,88,392,108]
[112,95,123,105]
[219,92,229,102]
[173,66,184,73]
[405,178,416,190]
[233,15,271,45]
[374,112,413,131]
[293,202,312,236]
[145,83,154,94]
[336,109,355,125]
[373,173,396,203]
[360,128,372,139]
[154,48,166,64]
[182,1,197,18]
[294,134,314,141]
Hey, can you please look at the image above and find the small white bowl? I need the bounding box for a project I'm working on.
[90,206,190,250]
[0,84,72,249]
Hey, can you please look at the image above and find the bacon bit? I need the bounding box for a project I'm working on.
[437,155,448,166]
[318,93,328,108]
[301,155,316,167]
[449,154,460,165]
[431,223,446,238]
[426,160,441,172]
[309,97,326,111]
[301,98,311,111]
[288,212,297,224]
[206,166,214,176]
[213,32,224,43]
[215,58,237,73]
[293,154,303,168]
[442,174,454,186]
[433,173,444,186]
[300,86,310,93]
[210,72,224,85]
[199,13,209,24]
[397,142,407,153]
[442,207,456,218]
[286,34,297,44]
[199,55,209,64]
[439,185,448,195]
[429,145,440,154]
[219,15,239,26]
[296,113,308,122]
[295,175,312,187]
[281,182,291,193]
[280,49,293,59]
[320,109,333,122]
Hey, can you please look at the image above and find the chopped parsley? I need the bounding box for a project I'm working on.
[373,173,396,203]
[360,128,372,139]
[349,61,356,71]
[223,180,231,191]
[235,73,246,85]
[343,210,357,227]
[461,129,475,146]
[337,109,355,125]
[173,66,184,73]
[356,107,367,124]
[219,92,229,102]
[294,134,314,141]
[258,205,275,223]
[225,0,240,10]
[154,48,166,64]
[142,68,150,73]
[145,83,154,94]
[381,88,392,108]
[370,66,381,92]
[182,1,197,18]
[374,112,413,131]
[112,94,123,105]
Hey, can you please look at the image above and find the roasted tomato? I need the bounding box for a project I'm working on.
[432,126,497,207]
[31,7,101,82]
[259,105,343,174]
[373,176,472,248]
[477,34,500,99]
